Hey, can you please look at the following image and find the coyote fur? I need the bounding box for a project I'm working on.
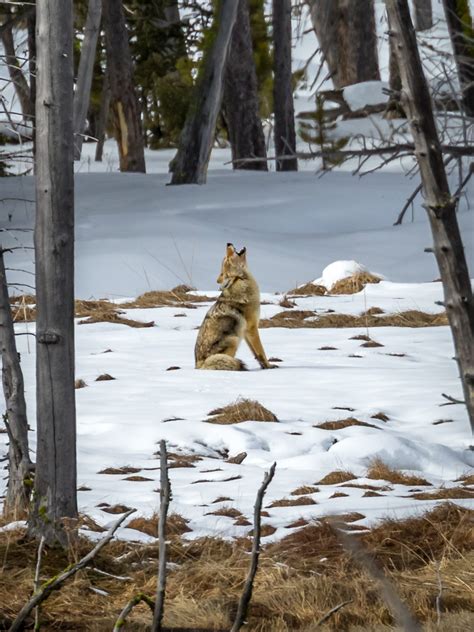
[195,243,276,371]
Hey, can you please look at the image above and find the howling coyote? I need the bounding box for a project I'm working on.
[195,243,275,371]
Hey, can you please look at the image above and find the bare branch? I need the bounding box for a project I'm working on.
[113,594,155,632]
[315,599,353,627]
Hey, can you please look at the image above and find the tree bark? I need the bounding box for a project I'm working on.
[272,0,297,171]
[27,9,36,157]
[442,0,474,118]
[386,0,474,432]
[95,69,111,162]
[102,0,146,173]
[223,0,267,171]
[170,0,239,185]
[413,0,433,31]
[29,0,78,546]
[1,22,34,119]
[307,0,380,89]
[73,0,102,160]
[0,248,32,520]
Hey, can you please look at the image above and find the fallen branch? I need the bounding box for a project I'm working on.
[8,509,135,632]
[315,599,353,627]
[34,537,45,631]
[151,440,171,632]
[113,594,155,632]
[230,462,276,632]
[440,392,465,406]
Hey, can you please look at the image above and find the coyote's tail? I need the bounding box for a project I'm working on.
[197,354,247,371]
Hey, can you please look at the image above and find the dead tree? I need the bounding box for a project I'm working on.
[102,0,146,173]
[170,0,239,184]
[73,0,102,160]
[307,0,380,89]
[29,0,78,545]
[223,0,268,171]
[272,0,297,171]
[387,0,474,432]
[0,248,32,519]
[1,19,33,119]
[413,0,433,31]
[442,0,474,118]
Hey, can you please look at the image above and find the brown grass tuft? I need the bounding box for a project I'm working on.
[371,412,389,422]
[99,466,141,475]
[206,398,278,424]
[316,418,377,431]
[363,306,385,316]
[408,487,474,500]
[75,379,87,389]
[80,313,155,328]
[268,496,317,508]
[329,272,381,295]
[316,470,356,485]
[361,339,384,348]
[123,475,154,482]
[95,373,116,381]
[287,282,327,296]
[206,507,242,519]
[367,459,430,486]
[124,285,215,309]
[99,504,133,514]
[248,524,277,537]
[291,486,319,496]
[330,491,349,499]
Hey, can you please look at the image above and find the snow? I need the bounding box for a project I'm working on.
[343,81,389,111]
[314,260,377,290]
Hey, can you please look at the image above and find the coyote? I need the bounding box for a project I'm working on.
[195,243,275,371]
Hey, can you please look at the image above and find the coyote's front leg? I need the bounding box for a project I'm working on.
[245,324,277,369]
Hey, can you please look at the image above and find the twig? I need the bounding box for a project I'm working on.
[34,537,45,631]
[440,393,465,406]
[315,599,353,627]
[113,594,155,632]
[230,462,276,632]
[8,509,135,632]
[151,440,171,632]
[393,182,423,225]
[435,561,442,627]
[331,521,421,632]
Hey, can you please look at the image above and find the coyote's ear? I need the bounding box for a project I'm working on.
[226,243,235,257]
[238,247,247,262]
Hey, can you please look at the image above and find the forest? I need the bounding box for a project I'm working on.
[0,1,473,630]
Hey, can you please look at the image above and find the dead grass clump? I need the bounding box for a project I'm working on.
[330,491,349,499]
[124,284,215,309]
[287,281,327,296]
[268,496,317,508]
[329,272,381,295]
[248,524,276,537]
[75,298,118,318]
[318,346,338,350]
[279,296,296,308]
[127,515,158,537]
[75,379,87,389]
[362,306,385,316]
[206,398,278,424]
[95,373,116,381]
[261,309,449,330]
[408,487,474,500]
[80,313,155,328]
[328,512,365,523]
[361,339,384,348]
[124,475,154,482]
[10,293,36,305]
[316,418,377,431]
[206,507,242,519]
[212,496,233,504]
[291,485,319,496]
[341,483,393,492]
[316,470,356,485]
[367,458,430,486]
[100,504,133,514]
[99,466,141,475]
[371,412,389,422]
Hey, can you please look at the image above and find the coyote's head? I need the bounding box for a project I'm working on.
[217,243,247,288]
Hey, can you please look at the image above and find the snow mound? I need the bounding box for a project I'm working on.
[314,260,379,290]
[343,81,389,111]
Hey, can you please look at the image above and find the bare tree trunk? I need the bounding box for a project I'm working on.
[442,0,474,118]
[73,0,102,160]
[0,248,32,519]
[95,69,111,162]
[170,0,239,185]
[1,22,33,119]
[272,0,297,171]
[29,0,78,546]
[387,0,474,432]
[307,0,380,89]
[27,9,36,157]
[102,0,146,173]
[222,0,267,171]
[413,0,433,31]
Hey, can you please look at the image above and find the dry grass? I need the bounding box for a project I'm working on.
[329,272,381,295]
[95,373,116,381]
[367,459,431,486]
[74,379,87,389]
[408,487,474,500]
[123,284,215,309]
[316,470,356,485]
[0,504,472,631]
[371,412,389,422]
[287,282,327,296]
[206,398,278,425]
[268,496,317,508]
[291,486,319,496]
[457,473,474,486]
[316,418,378,431]
[260,309,448,330]
[205,507,243,519]
[79,313,155,328]
[99,466,141,475]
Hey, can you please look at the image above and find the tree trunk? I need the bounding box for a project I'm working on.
[73,0,102,160]
[0,248,32,520]
[307,0,380,89]
[442,0,474,118]
[223,0,267,171]
[102,0,146,173]
[95,69,111,162]
[27,9,36,156]
[1,22,34,119]
[29,0,78,546]
[272,0,297,171]
[386,0,474,432]
[413,0,433,31]
[170,0,239,185]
